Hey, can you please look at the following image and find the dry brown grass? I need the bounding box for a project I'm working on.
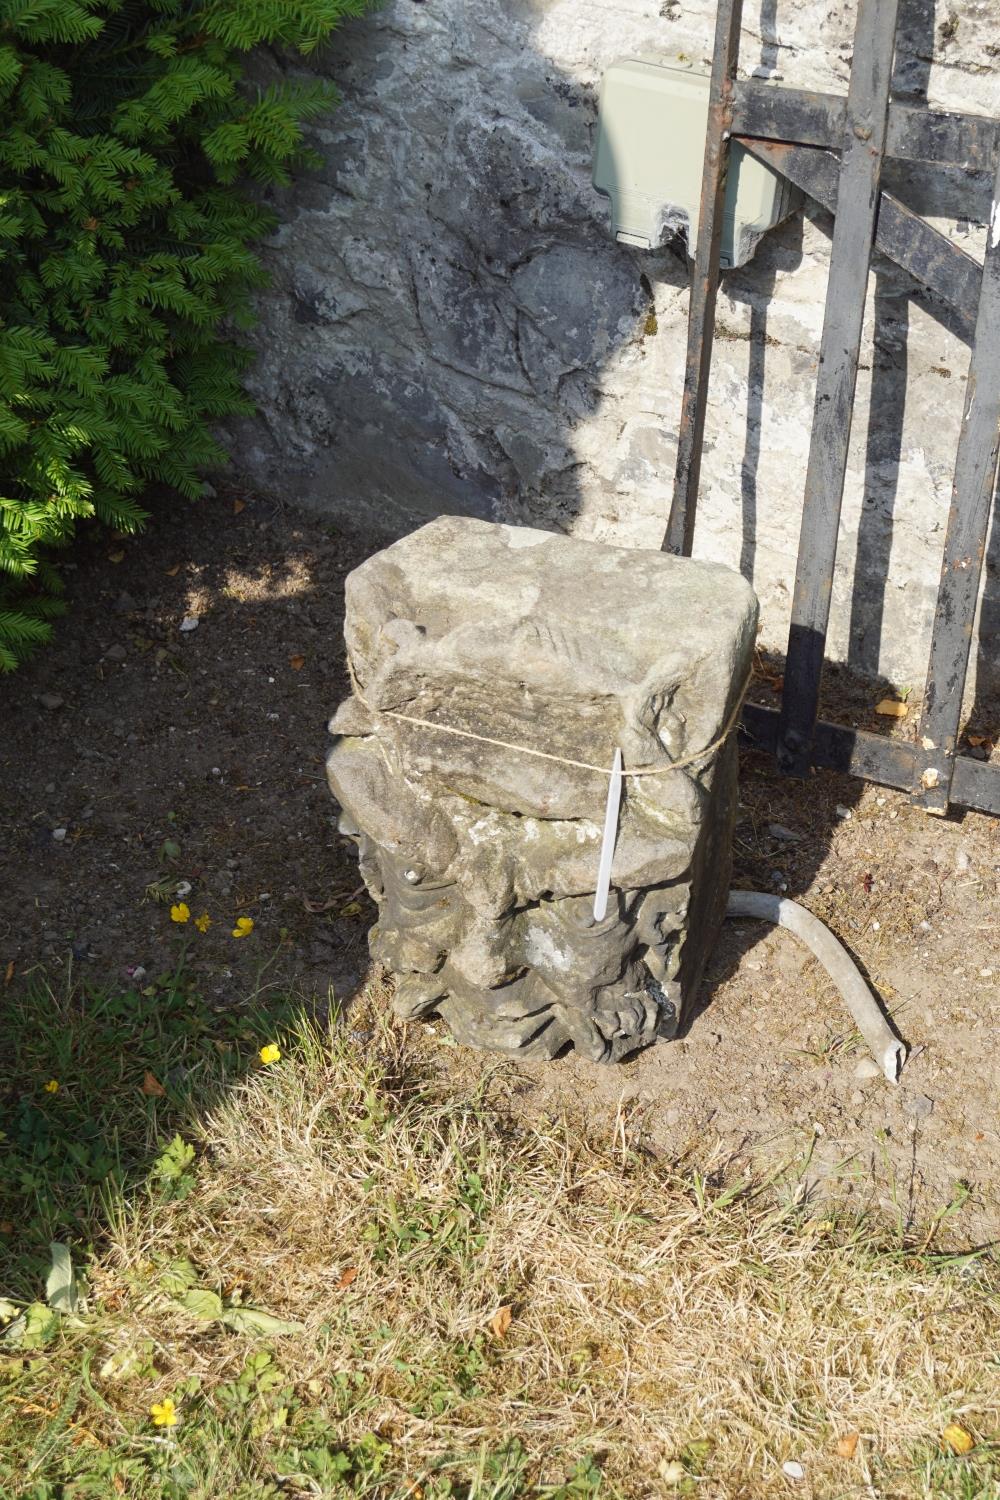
[74,996,1000,1499]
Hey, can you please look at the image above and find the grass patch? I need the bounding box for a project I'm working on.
[1,981,999,1497]
[0,964,298,1296]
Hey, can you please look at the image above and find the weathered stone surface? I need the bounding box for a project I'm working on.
[224,0,999,706]
[327,517,757,1061]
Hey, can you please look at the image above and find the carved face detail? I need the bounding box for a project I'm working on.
[328,719,697,1062]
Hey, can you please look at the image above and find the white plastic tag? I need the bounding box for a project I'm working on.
[593,748,622,922]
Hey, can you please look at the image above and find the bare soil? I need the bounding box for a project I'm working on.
[2,489,997,1243]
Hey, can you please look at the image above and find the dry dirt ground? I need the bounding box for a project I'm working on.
[2,488,998,1243]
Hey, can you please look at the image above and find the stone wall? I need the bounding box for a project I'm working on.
[224,0,1000,703]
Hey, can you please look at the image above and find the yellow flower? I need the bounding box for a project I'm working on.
[232,916,254,939]
[150,1398,178,1428]
[43,1079,59,1095]
[259,1043,281,1066]
[194,912,211,933]
[170,903,190,924]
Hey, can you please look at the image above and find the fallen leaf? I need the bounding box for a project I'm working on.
[941,1423,975,1456]
[836,1432,859,1460]
[233,498,246,515]
[181,1288,224,1321]
[165,563,181,576]
[875,698,908,718]
[303,895,340,913]
[289,653,305,671]
[335,1267,358,1292]
[4,960,13,987]
[46,1242,81,1314]
[142,1071,166,1098]
[488,1305,513,1341]
[221,1305,303,1336]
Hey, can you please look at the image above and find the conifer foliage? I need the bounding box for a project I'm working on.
[0,0,367,669]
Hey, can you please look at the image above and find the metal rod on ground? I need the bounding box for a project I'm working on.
[912,154,1000,814]
[661,0,744,558]
[776,0,901,778]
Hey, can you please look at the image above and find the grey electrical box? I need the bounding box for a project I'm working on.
[592,57,796,268]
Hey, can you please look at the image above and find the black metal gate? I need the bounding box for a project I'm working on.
[665,0,1000,819]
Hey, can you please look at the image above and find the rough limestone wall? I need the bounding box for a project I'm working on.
[224,0,1000,701]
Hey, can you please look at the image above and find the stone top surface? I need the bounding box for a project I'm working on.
[347,516,757,699]
[338,518,758,825]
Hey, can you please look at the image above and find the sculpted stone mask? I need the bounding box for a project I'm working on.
[327,517,757,1062]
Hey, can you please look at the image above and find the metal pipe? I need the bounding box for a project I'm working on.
[726,890,906,1082]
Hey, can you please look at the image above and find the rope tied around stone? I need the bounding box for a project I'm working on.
[346,661,751,779]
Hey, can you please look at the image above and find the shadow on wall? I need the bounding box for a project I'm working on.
[235,0,997,721]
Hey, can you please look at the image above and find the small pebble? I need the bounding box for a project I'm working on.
[52,827,67,842]
[850,1090,865,1106]
[104,644,127,661]
[835,804,852,819]
[782,1461,805,1481]
[854,1057,882,1080]
[955,848,971,872]
[906,1093,934,1120]
[767,823,800,841]
[38,692,64,711]
[179,615,199,633]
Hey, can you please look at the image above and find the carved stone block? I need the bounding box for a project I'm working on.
[327,517,758,1062]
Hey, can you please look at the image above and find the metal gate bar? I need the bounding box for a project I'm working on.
[733,82,1000,170]
[739,140,980,342]
[740,702,1000,815]
[664,0,744,558]
[665,0,1000,819]
[913,150,1000,813]
[776,0,900,777]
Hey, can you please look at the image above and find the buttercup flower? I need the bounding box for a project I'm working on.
[43,1079,59,1094]
[170,903,190,924]
[194,912,211,933]
[259,1043,281,1066]
[150,1398,178,1428]
[232,916,254,938]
